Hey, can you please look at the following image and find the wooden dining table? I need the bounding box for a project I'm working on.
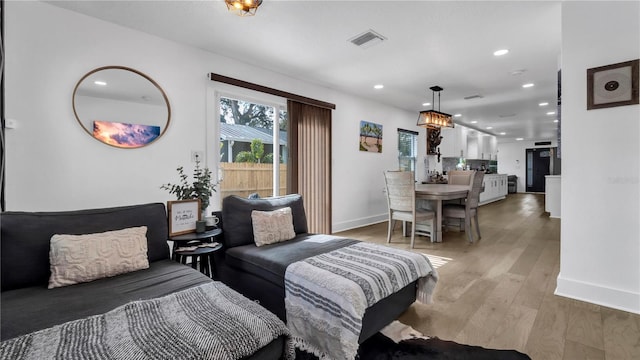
[415,184,470,242]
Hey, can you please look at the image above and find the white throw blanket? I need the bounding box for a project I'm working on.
[284,241,438,360]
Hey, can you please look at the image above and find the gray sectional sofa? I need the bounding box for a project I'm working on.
[216,194,419,344]
[0,203,288,360]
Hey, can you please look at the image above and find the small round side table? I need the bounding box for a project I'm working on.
[170,228,223,278]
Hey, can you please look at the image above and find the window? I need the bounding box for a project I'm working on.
[218,95,288,198]
[398,129,418,178]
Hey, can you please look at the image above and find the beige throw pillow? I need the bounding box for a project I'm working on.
[48,226,149,289]
[251,207,296,247]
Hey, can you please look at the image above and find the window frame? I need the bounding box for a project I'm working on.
[397,128,418,180]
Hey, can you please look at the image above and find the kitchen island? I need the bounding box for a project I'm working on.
[479,174,508,205]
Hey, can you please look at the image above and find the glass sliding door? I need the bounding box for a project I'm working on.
[218,95,288,198]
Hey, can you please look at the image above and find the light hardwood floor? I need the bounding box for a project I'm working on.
[335,193,640,360]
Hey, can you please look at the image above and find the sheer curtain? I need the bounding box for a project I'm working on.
[287,100,332,234]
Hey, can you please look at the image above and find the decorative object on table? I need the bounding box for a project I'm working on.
[167,199,201,236]
[587,59,639,110]
[205,215,220,228]
[417,86,454,128]
[161,157,218,216]
[195,220,207,233]
[359,120,383,153]
[225,0,262,17]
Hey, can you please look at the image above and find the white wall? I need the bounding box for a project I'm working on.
[557,1,640,314]
[498,140,557,193]
[4,1,425,232]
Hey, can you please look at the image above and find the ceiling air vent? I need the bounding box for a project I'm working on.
[535,141,552,146]
[349,30,387,49]
[464,94,484,100]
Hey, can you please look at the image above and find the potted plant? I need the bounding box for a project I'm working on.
[161,158,218,216]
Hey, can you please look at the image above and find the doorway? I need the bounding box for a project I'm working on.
[526,148,551,192]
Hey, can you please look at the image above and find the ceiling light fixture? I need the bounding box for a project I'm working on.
[417,86,454,129]
[422,102,431,107]
[454,113,462,117]
[500,132,506,135]
[493,49,509,56]
[470,120,478,124]
[374,84,384,89]
[522,83,534,88]
[539,102,549,106]
[516,137,524,141]
[94,81,107,86]
[546,111,556,115]
[225,0,262,17]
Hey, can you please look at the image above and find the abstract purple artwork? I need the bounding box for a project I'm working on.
[93,120,161,148]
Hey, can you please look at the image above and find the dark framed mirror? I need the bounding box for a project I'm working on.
[72,66,171,148]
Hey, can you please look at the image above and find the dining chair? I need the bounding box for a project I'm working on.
[447,170,474,185]
[442,171,485,243]
[444,170,474,205]
[383,171,436,247]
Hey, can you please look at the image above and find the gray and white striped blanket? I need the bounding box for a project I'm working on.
[284,240,438,360]
[1,282,294,360]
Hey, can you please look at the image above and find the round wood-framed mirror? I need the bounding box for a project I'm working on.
[72,66,171,148]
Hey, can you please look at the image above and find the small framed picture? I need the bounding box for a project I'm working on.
[167,199,201,236]
[587,59,639,110]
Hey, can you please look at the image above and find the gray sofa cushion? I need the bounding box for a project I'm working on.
[1,203,170,291]
[221,194,309,249]
[225,234,358,287]
[0,259,212,341]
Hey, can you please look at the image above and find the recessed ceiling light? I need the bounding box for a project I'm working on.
[546,111,556,115]
[422,102,431,107]
[516,137,524,141]
[494,49,509,56]
[522,83,534,88]
[539,102,549,106]
[374,84,384,89]
[94,81,107,86]
[454,114,462,117]
[470,120,478,124]
[500,132,506,135]
[486,126,493,130]
[553,119,559,123]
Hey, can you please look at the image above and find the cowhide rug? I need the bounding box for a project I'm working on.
[295,321,532,360]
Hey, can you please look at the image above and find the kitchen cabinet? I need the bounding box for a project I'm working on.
[440,125,497,160]
[440,126,468,158]
[479,174,507,205]
[481,135,496,160]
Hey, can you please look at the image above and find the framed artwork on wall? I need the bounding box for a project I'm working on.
[359,120,383,153]
[167,199,201,236]
[587,59,639,110]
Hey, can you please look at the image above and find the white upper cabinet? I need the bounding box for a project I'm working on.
[440,125,496,159]
[440,125,468,158]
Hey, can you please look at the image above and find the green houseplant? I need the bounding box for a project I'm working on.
[161,159,218,213]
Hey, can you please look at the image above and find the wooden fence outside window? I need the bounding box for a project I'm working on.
[219,162,287,199]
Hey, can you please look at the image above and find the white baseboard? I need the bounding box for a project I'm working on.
[555,274,640,314]
[332,214,387,233]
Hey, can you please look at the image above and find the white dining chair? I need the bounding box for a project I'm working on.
[442,171,484,243]
[383,171,436,247]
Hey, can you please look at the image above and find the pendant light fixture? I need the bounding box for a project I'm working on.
[417,86,454,128]
[225,0,263,17]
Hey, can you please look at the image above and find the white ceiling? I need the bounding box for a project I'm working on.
[48,0,562,142]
